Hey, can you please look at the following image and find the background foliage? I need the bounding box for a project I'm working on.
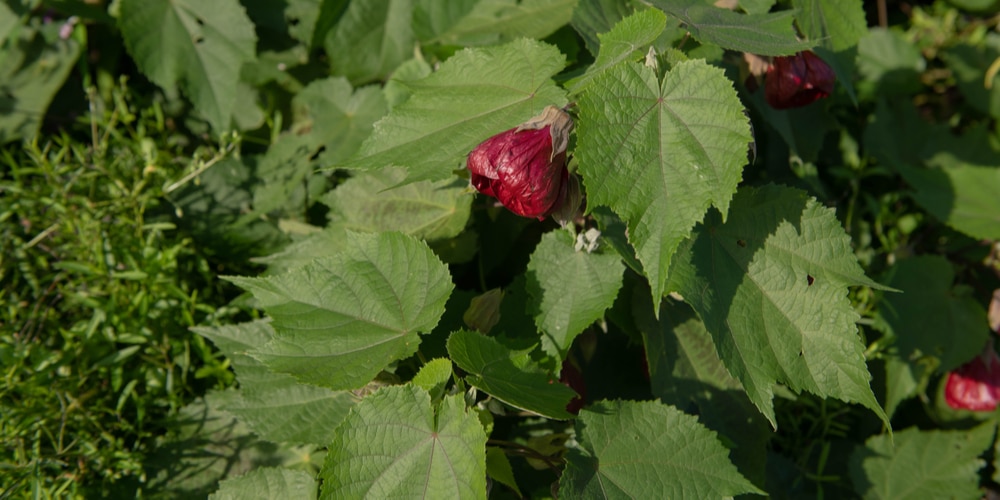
[2,0,1000,498]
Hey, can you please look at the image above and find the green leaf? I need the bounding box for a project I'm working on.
[899,162,1000,240]
[486,447,522,497]
[570,0,636,55]
[941,36,1000,118]
[321,167,473,242]
[226,231,454,391]
[342,38,567,183]
[285,0,348,50]
[0,22,80,143]
[413,0,479,42]
[447,329,577,420]
[320,386,487,499]
[252,225,350,275]
[576,60,751,304]
[878,256,991,372]
[194,321,358,446]
[383,57,433,109]
[324,0,413,85]
[567,9,667,94]
[292,77,388,164]
[417,0,577,46]
[412,358,454,401]
[0,1,20,43]
[649,0,814,55]
[792,0,867,51]
[849,424,994,500]
[738,0,777,15]
[247,134,322,217]
[856,29,926,97]
[560,400,763,498]
[143,391,311,497]
[210,467,317,500]
[745,85,840,162]
[119,0,257,132]
[883,355,927,419]
[865,100,1000,240]
[668,184,888,429]
[526,230,624,361]
[636,293,769,487]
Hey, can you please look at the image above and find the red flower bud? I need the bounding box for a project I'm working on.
[559,360,587,414]
[944,342,1000,412]
[467,106,574,220]
[764,51,835,110]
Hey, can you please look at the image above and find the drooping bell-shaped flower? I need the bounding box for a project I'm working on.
[944,340,1000,412]
[467,106,575,220]
[764,51,836,110]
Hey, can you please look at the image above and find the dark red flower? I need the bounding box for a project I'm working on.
[467,106,575,220]
[764,51,835,110]
[559,360,587,414]
[944,342,1000,412]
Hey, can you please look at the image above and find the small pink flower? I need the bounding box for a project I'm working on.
[944,342,1000,412]
[764,51,835,110]
[467,106,575,220]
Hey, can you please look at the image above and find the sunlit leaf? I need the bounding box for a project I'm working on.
[576,59,750,303]
[320,386,486,499]
[226,231,454,391]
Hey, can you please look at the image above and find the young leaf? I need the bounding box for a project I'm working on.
[878,256,991,372]
[321,167,473,242]
[210,467,317,500]
[570,0,636,55]
[566,8,667,94]
[486,447,522,497]
[792,0,867,51]
[560,400,763,498]
[668,184,888,429]
[411,357,454,402]
[324,0,413,85]
[321,387,486,499]
[292,77,388,164]
[648,0,814,55]
[576,59,751,304]
[342,38,567,183]
[226,231,454,391]
[447,329,577,420]
[194,321,357,446]
[848,424,994,499]
[118,0,257,132]
[525,230,624,362]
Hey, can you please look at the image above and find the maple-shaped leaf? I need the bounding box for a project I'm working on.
[560,399,763,498]
[576,59,751,304]
[321,386,487,499]
[226,231,454,391]
[668,184,889,429]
